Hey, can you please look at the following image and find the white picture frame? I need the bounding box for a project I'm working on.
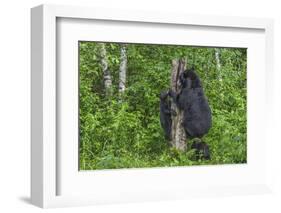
[31,4,274,208]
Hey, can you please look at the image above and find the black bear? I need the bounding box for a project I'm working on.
[169,68,212,138]
[191,139,210,160]
[159,91,173,140]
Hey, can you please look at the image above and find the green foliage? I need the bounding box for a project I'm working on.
[79,42,247,170]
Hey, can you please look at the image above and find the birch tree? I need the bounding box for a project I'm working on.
[170,59,187,151]
[215,48,222,82]
[119,44,127,94]
[99,43,112,96]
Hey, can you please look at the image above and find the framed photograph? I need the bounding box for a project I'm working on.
[31,4,274,208]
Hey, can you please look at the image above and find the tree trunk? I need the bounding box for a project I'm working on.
[170,59,187,151]
[215,48,222,82]
[119,44,127,94]
[99,43,112,96]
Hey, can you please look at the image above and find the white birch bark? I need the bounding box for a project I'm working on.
[119,44,127,94]
[215,48,222,82]
[99,43,112,95]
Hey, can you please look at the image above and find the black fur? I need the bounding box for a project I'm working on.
[191,139,210,160]
[183,67,202,88]
[169,68,212,138]
[159,91,172,140]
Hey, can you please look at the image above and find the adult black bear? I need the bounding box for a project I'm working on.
[169,68,212,138]
[159,91,172,140]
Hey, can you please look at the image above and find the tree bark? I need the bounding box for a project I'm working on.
[119,44,127,94]
[99,43,112,96]
[170,59,187,151]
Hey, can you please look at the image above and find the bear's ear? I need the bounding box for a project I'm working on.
[186,68,195,75]
[183,70,188,77]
